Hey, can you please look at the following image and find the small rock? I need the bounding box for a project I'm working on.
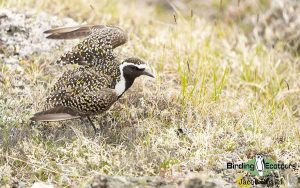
[0,8,79,66]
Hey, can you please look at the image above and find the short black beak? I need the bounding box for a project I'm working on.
[142,68,155,78]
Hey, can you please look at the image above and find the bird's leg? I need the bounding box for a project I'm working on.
[80,117,97,135]
[86,116,97,134]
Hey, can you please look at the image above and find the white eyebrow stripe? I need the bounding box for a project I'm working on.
[121,62,148,69]
[136,64,148,69]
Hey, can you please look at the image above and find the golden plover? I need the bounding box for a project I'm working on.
[31,58,154,132]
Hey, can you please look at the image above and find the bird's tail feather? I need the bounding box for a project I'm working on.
[30,106,81,122]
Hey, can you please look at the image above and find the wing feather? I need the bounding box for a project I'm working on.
[44,25,106,39]
[44,24,127,66]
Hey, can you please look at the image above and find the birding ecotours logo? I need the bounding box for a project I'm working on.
[227,155,297,177]
[227,155,299,187]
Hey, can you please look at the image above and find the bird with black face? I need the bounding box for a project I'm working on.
[30,57,154,133]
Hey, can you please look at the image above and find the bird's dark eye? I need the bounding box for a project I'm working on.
[133,66,139,70]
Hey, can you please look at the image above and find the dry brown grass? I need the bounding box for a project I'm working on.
[0,0,299,187]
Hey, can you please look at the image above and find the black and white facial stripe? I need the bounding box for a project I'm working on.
[115,62,154,96]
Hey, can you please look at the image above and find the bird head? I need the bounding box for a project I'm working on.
[115,57,154,97]
[121,57,154,79]
[256,155,264,161]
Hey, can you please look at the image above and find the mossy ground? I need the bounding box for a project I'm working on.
[0,0,299,187]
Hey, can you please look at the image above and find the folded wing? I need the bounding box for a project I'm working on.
[31,70,118,122]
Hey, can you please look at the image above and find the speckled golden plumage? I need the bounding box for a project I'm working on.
[47,68,116,113]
